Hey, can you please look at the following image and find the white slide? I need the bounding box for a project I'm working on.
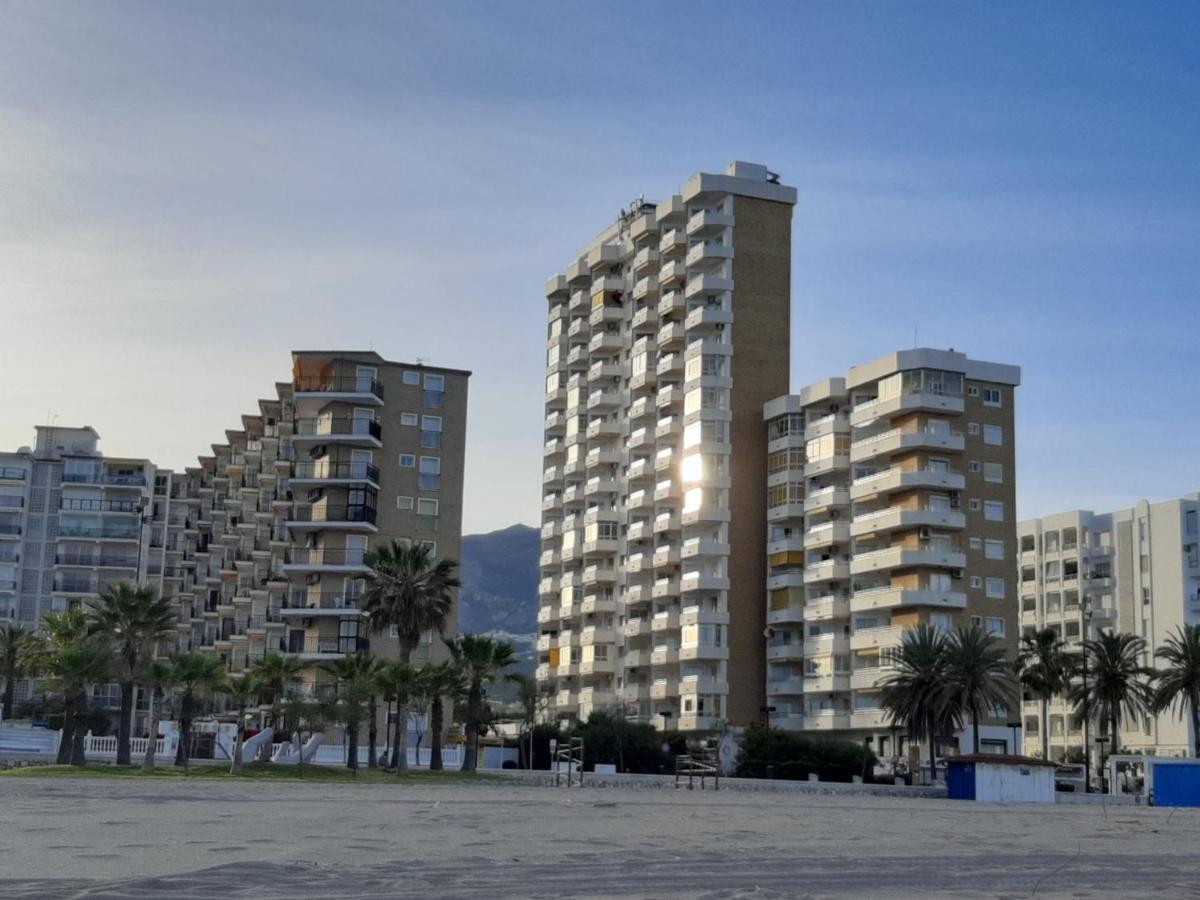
[240,727,273,761]
[271,732,324,764]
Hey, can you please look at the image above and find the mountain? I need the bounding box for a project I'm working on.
[457,524,539,675]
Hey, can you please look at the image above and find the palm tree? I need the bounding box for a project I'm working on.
[377,661,418,771]
[360,655,387,769]
[170,653,227,768]
[319,653,377,771]
[221,675,261,775]
[141,658,176,772]
[512,672,551,769]
[944,624,1014,754]
[1014,628,1075,760]
[279,695,327,779]
[418,661,461,771]
[251,650,302,754]
[879,624,954,785]
[1069,631,1156,777]
[44,642,113,767]
[361,540,459,663]
[1152,624,1200,758]
[86,582,178,765]
[34,610,93,764]
[448,634,516,773]
[1,623,29,722]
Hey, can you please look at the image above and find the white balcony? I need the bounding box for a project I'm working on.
[849,392,966,427]
[803,673,851,694]
[804,710,851,731]
[766,678,807,697]
[849,506,966,538]
[805,486,850,514]
[766,605,805,626]
[849,546,966,576]
[766,643,804,661]
[849,427,965,463]
[684,275,733,300]
[850,586,967,612]
[685,241,733,269]
[803,596,851,621]
[850,709,890,730]
[658,290,685,318]
[803,633,850,656]
[803,560,850,584]
[849,468,966,501]
[685,210,734,235]
[849,625,905,651]
[658,228,687,256]
[658,260,687,287]
[681,571,730,593]
[803,521,850,549]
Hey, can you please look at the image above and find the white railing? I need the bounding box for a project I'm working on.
[851,427,901,449]
[852,506,899,524]
[851,547,898,563]
[851,468,895,487]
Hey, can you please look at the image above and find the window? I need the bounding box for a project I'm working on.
[424,374,445,391]
[983,425,1003,446]
[421,416,443,449]
[419,456,441,490]
[1187,510,1197,535]
[969,536,982,551]
[986,578,1006,599]
[968,461,981,473]
[401,413,418,427]
[982,388,1002,406]
[967,386,979,397]
[969,576,982,589]
[968,499,981,511]
[416,498,438,515]
[985,539,1005,560]
[396,496,414,510]
[399,454,416,468]
[985,617,1006,637]
[983,462,1003,483]
[967,423,980,435]
[403,371,420,385]
[984,501,1004,522]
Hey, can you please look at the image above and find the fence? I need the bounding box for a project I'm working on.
[284,742,463,768]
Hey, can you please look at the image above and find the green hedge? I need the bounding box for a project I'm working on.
[736,723,877,783]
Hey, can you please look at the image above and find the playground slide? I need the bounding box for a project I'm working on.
[270,732,324,765]
[239,728,273,762]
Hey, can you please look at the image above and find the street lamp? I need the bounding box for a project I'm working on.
[760,705,776,730]
[1081,601,1094,792]
[134,496,153,581]
[1095,736,1110,794]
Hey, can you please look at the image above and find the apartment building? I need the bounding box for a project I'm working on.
[0,426,167,633]
[762,349,1021,757]
[159,351,469,697]
[2,352,469,726]
[1018,494,1200,760]
[537,162,796,732]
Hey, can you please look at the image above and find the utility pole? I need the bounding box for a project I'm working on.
[1081,602,1094,792]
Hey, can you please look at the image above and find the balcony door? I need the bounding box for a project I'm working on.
[355,366,377,393]
[350,449,373,479]
[352,407,375,436]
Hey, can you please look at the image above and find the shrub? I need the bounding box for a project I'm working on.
[568,711,686,774]
[736,723,877,783]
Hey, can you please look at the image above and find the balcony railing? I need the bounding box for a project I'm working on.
[289,504,378,525]
[0,467,26,480]
[294,636,370,655]
[291,461,380,482]
[286,548,368,567]
[284,591,363,610]
[293,375,384,399]
[61,498,140,513]
[58,524,140,539]
[63,473,146,486]
[293,418,382,440]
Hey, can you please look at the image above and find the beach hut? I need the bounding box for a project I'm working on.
[946,755,1056,803]
[1108,756,1200,807]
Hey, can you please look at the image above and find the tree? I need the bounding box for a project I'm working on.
[879,624,954,785]
[221,675,261,775]
[944,624,1014,754]
[361,540,459,664]
[170,653,227,769]
[319,653,378,771]
[1,623,30,722]
[1069,631,1156,777]
[86,582,177,765]
[448,634,516,773]
[1152,624,1200,758]
[512,673,552,770]
[32,610,93,764]
[1014,628,1075,760]
[377,661,419,771]
[141,658,177,772]
[44,641,113,767]
[418,661,461,771]
[251,650,302,756]
[279,696,327,779]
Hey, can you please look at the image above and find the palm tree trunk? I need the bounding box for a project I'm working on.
[70,695,88,767]
[2,678,15,721]
[462,690,481,773]
[393,698,409,772]
[116,680,134,766]
[142,690,159,772]
[176,715,191,767]
[927,712,937,786]
[57,696,76,765]
[367,695,378,769]
[971,701,980,756]
[429,695,444,771]
[1191,695,1199,759]
[230,704,246,776]
[1041,694,1050,760]
[347,722,359,772]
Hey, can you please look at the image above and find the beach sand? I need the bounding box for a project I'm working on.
[0,776,1196,898]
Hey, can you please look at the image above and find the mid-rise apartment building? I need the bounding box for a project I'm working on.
[1018,494,1200,760]
[2,351,469,726]
[762,349,1021,757]
[537,162,796,732]
[0,426,167,636]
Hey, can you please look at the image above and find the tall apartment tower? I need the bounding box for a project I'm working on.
[0,427,167,632]
[159,352,469,696]
[762,349,1021,755]
[538,162,796,732]
[1018,494,1200,760]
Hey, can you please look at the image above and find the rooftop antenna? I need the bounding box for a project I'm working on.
[913,325,918,349]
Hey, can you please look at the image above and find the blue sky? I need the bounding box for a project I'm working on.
[1,2,1197,532]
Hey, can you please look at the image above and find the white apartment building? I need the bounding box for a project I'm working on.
[537,162,797,732]
[763,349,1022,757]
[1019,494,1200,760]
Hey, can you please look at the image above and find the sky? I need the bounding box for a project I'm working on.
[1,2,1198,534]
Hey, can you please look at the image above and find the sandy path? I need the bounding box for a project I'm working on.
[1,777,1196,898]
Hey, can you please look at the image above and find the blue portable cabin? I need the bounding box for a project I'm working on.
[946,754,1057,803]
[1147,759,1200,808]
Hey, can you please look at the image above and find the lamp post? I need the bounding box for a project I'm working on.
[1081,602,1094,792]
[760,705,776,731]
[1095,736,1110,795]
[134,496,153,582]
